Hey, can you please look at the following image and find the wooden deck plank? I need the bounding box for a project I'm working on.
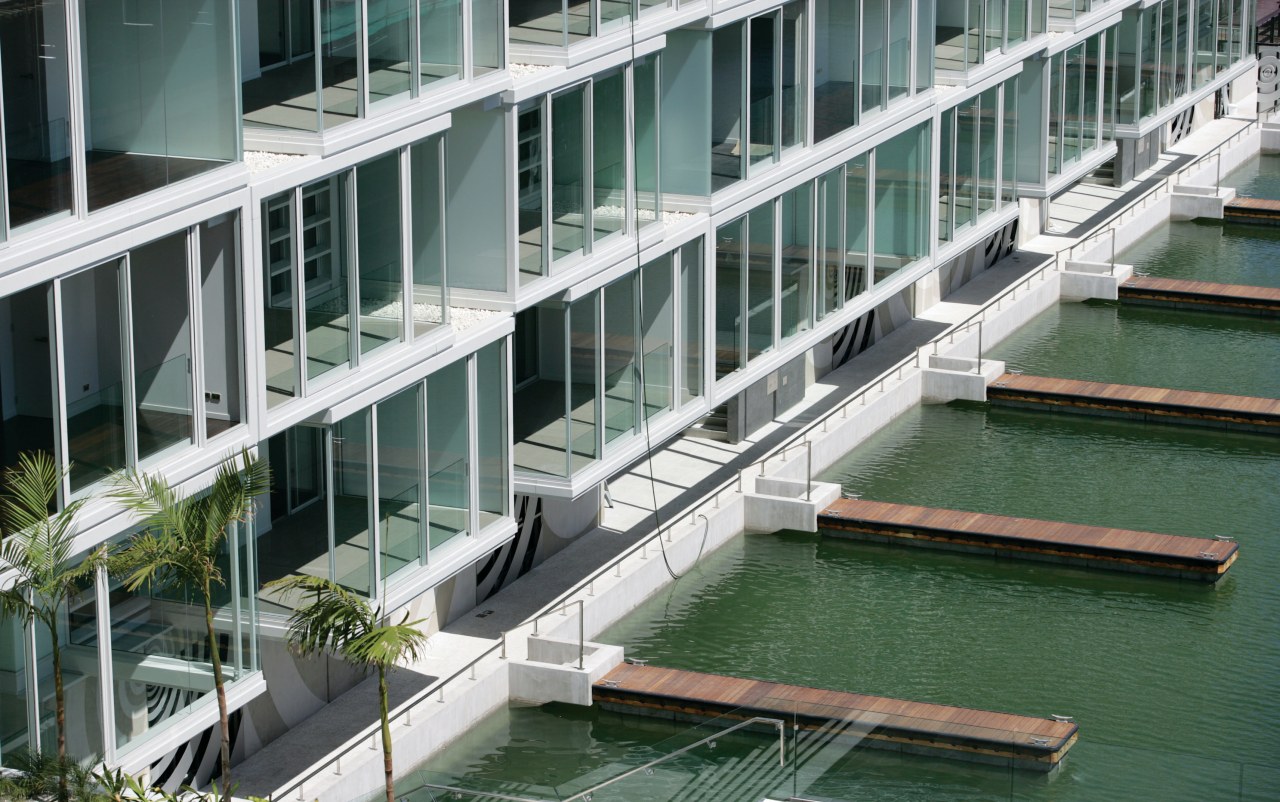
[817,497,1238,580]
[1119,276,1280,312]
[594,664,1078,769]
[987,373,1280,431]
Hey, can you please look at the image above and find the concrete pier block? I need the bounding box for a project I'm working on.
[1061,260,1135,301]
[1262,123,1280,154]
[509,637,624,706]
[921,356,1005,403]
[1169,184,1236,220]
[744,479,842,534]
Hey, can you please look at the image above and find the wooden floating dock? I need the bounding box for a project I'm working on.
[1222,196,1280,226]
[818,498,1238,581]
[594,663,1078,771]
[1118,275,1280,316]
[986,373,1280,434]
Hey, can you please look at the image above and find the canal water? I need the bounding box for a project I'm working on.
[397,167,1280,801]
[1118,153,1280,289]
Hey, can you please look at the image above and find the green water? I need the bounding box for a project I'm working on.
[1119,154,1280,289]
[402,402,1280,801]
[988,301,1280,398]
[402,197,1280,800]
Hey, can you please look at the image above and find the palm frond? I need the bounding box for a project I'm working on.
[344,620,430,669]
[263,575,375,657]
[109,530,198,593]
[107,468,188,539]
[197,449,271,555]
[0,451,61,536]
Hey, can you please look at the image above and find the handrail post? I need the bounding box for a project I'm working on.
[578,600,585,670]
[805,442,812,502]
[976,320,983,373]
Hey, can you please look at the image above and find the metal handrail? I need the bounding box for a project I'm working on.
[1064,117,1259,267]
[411,716,787,802]
[500,599,585,669]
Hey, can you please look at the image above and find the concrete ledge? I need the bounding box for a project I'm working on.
[922,357,1005,403]
[509,638,624,706]
[1262,123,1280,154]
[1170,185,1236,220]
[1061,261,1134,301]
[744,480,842,534]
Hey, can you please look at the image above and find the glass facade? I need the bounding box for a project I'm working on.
[940,79,1019,242]
[509,0,646,48]
[263,135,448,409]
[0,214,246,499]
[1,0,74,234]
[515,59,661,282]
[1047,30,1111,177]
[513,241,704,478]
[80,0,237,209]
[1111,0,1253,127]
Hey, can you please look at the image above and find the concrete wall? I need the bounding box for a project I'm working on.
[726,354,806,443]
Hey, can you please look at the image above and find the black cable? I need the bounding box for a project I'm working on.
[624,9,706,581]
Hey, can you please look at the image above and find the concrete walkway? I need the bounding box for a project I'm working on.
[232,113,1262,800]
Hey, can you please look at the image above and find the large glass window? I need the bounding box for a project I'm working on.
[332,409,373,595]
[814,0,858,142]
[551,86,587,263]
[427,360,469,551]
[593,71,626,242]
[472,0,503,75]
[634,56,661,228]
[378,385,423,580]
[711,23,745,192]
[0,282,56,478]
[715,219,745,379]
[818,169,843,317]
[844,154,869,302]
[80,0,236,209]
[746,204,775,363]
[641,255,674,420]
[873,123,931,286]
[1,0,73,233]
[37,574,103,761]
[513,306,567,477]
[199,214,243,437]
[62,260,126,494]
[679,240,704,404]
[475,342,508,528]
[368,0,412,105]
[603,275,637,447]
[749,12,779,168]
[780,185,812,341]
[356,153,404,356]
[263,196,298,408]
[861,0,886,114]
[130,233,194,463]
[420,0,462,87]
[411,138,447,336]
[568,293,599,473]
[517,106,546,283]
[302,176,353,383]
[0,613,31,766]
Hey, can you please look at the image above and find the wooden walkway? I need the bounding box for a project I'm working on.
[1119,276,1280,316]
[818,498,1238,581]
[594,663,1078,771]
[986,373,1280,433]
[1223,196,1280,226]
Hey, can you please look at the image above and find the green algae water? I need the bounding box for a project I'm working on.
[399,192,1280,801]
[400,403,1280,801]
[1119,154,1280,289]
[988,301,1280,398]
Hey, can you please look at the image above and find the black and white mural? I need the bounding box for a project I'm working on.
[937,220,1019,297]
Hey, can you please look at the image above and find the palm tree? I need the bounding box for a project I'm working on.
[0,451,101,801]
[263,575,429,802]
[108,449,270,802]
